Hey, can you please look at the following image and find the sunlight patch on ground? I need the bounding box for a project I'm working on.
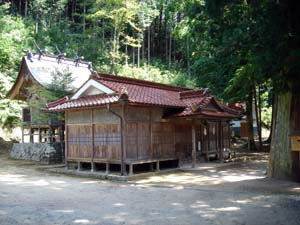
[81,180,99,184]
[114,203,125,207]
[231,199,252,204]
[54,209,74,214]
[136,173,222,186]
[0,173,72,188]
[222,175,265,182]
[213,206,240,211]
[171,202,182,206]
[135,170,265,186]
[50,180,66,184]
[0,174,26,182]
[74,219,91,224]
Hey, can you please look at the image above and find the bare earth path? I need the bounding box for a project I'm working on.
[0,153,299,225]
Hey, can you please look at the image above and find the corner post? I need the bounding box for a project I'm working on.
[192,122,197,168]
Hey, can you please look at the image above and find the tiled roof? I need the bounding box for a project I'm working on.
[46,73,242,119]
[46,94,120,111]
[97,73,188,108]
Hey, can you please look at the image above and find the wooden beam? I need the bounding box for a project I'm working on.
[121,103,127,175]
[206,123,210,161]
[150,109,153,159]
[91,109,95,172]
[30,128,34,143]
[192,123,196,168]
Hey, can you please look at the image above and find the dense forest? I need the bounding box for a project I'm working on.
[0,0,300,180]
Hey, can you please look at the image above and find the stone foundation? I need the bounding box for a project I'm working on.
[10,143,64,164]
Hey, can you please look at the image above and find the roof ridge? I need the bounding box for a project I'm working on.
[97,73,191,92]
[69,92,119,101]
[26,54,91,66]
[179,89,206,99]
[46,96,69,108]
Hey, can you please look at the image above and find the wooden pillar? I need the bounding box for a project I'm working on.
[129,164,133,176]
[30,128,34,143]
[91,162,95,172]
[156,161,160,172]
[65,125,68,165]
[21,124,24,143]
[150,109,153,159]
[106,163,109,174]
[192,123,197,168]
[206,123,210,161]
[219,122,223,162]
[77,161,81,171]
[38,126,42,142]
[121,103,127,175]
[44,129,47,142]
[91,109,95,172]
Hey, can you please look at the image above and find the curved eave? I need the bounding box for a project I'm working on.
[6,57,44,100]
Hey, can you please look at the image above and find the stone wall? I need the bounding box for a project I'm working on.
[10,143,64,164]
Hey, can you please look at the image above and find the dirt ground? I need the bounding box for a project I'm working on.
[0,149,300,225]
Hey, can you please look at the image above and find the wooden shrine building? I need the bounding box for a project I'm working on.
[7,53,91,163]
[46,73,241,175]
[7,53,91,144]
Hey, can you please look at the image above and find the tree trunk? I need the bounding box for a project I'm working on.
[168,28,172,70]
[125,45,128,65]
[258,85,262,145]
[246,92,256,151]
[137,46,140,68]
[186,36,191,77]
[254,86,262,149]
[24,0,28,18]
[148,27,150,65]
[83,1,86,33]
[267,93,275,143]
[268,92,293,180]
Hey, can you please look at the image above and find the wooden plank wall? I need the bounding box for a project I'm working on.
[175,123,192,159]
[66,108,121,162]
[65,105,232,163]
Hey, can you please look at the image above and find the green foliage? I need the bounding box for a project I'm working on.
[27,69,75,125]
[47,69,75,98]
[0,4,32,130]
[1,0,298,132]
[118,61,194,87]
[0,3,33,77]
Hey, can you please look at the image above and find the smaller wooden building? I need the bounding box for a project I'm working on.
[7,53,91,144]
[46,73,241,175]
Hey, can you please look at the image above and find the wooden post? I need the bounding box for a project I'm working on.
[21,109,24,143]
[121,103,127,175]
[65,125,68,165]
[192,123,196,168]
[91,110,95,172]
[150,109,153,159]
[38,126,42,142]
[77,161,81,171]
[206,123,210,161]
[21,123,24,143]
[30,128,34,143]
[91,162,95,172]
[156,161,160,172]
[219,122,223,162]
[129,164,133,176]
[106,163,109,174]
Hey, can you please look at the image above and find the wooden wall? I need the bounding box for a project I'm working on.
[65,105,232,164]
[66,107,121,162]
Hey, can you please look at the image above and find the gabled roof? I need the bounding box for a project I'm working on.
[46,73,242,119]
[7,54,91,100]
